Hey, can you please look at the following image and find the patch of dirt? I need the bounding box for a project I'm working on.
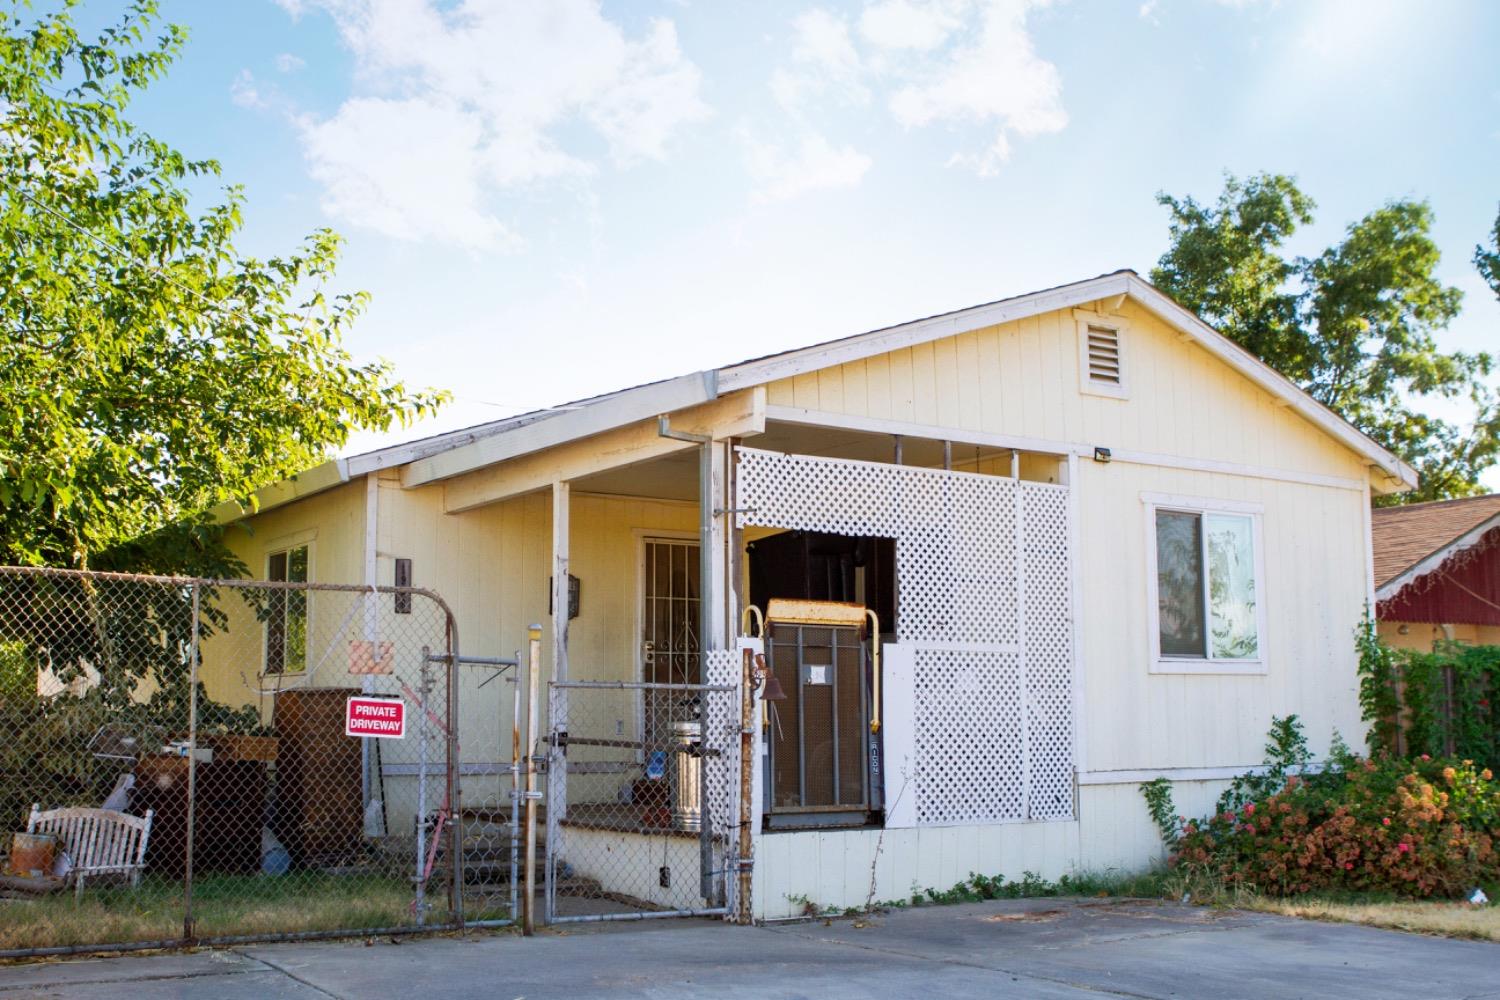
[982,910,1063,923]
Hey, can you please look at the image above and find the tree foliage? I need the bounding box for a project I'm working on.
[1152,173,1499,503]
[0,0,446,570]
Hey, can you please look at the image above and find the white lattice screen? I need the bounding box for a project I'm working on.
[735,446,1074,825]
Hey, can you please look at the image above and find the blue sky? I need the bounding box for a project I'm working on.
[116,0,1500,473]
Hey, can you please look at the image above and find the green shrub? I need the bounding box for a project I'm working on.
[1171,756,1498,898]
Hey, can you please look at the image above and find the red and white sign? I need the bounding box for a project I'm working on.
[345,696,406,739]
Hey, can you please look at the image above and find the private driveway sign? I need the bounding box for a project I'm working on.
[345,696,406,739]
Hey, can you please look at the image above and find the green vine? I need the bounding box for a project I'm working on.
[1355,608,1401,756]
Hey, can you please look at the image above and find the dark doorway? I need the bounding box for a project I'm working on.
[747,531,896,632]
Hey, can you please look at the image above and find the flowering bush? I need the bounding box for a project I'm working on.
[1169,755,1499,898]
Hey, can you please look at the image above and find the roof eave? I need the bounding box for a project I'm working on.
[1375,510,1500,601]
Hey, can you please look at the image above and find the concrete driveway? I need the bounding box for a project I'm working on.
[1,898,1495,999]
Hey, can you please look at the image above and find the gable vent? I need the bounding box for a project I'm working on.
[1085,325,1122,385]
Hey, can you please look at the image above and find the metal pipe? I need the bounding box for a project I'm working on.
[554,680,735,692]
[429,653,519,666]
[415,645,430,926]
[550,906,730,925]
[523,625,541,936]
[697,704,714,904]
[893,434,903,465]
[865,609,882,734]
[183,582,200,944]
[1011,448,1020,479]
[943,440,952,470]
[736,647,755,923]
[447,616,464,930]
[510,649,521,924]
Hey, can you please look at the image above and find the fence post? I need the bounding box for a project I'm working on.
[736,647,754,924]
[183,580,200,943]
[522,625,541,936]
[447,615,465,931]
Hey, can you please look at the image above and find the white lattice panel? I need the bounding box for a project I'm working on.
[702,649,742,844]
[913,649,1026,824]
[735,446,1074,826]
[1023,485,1074,820]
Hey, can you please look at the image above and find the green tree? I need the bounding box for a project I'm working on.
[0,0,446,570]
[1152,173,1499,503]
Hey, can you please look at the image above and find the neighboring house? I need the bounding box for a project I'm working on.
[1374,494,1500,652]
[205,269,1414,919]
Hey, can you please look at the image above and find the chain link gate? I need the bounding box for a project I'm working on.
[0,565,517,956]
[544,678,740,922]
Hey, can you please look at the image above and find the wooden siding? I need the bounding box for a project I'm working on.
[766,301,1369,483]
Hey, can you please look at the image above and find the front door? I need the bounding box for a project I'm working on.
[640,538,701,740]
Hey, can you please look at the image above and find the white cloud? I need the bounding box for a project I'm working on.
[887,1,1066,176]
[284,0,709,248]
[770,8,868,112]
[299,97,520,249]
[230,69,268,110]
[759,1,1066,185]
[858,0,964,52]
[742,130,872,203]
[275,52,306,73]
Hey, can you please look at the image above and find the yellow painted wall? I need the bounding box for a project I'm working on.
[1378,620,1500,652]
[202,480,368,712]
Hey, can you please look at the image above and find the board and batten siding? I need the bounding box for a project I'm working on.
[206,480,369,712]
[376,479,698,804]
[766,300,1369,483]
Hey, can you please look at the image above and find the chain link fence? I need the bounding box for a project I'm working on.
[0,565,519,956]
[545,679,740,922]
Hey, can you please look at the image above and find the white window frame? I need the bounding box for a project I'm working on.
[1142,492,1267,675]
[262,537,313,676]
[1075,310,1128,400]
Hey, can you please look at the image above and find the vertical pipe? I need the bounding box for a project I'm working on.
[698,700,713,904]
[183,581,200,943]
[361,475,378,823]
[523,626,541,935]
[1011,449,1020,480]
[510,650,521,923]
[552,482,570,685]
[447,616,464,929]
[698,440,712,678]
[943,440,952,471]
[415,645,429,926]
[893,435,903,466]
[736,648,755,923]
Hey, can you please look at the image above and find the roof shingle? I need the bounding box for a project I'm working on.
[1371,494,1500,589]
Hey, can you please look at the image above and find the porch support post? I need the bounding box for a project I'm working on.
[551,480,570,684]
[707,441,729,652]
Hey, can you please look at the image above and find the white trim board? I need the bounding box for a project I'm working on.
[764,406,1368,492]
[1078,762,1331,786]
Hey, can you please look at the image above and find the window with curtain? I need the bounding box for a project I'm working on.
[1152,503,1260,668]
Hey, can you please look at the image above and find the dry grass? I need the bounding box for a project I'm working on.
[1249,897,1500,943]
[0,873,416,951]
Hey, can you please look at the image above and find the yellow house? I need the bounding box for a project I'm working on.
[1373,494,1500,652]
[207,270,1414,919]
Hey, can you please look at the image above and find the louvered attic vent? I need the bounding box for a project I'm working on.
[1086,325,1121,385]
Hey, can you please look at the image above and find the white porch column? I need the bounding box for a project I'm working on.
[706,440,729,651]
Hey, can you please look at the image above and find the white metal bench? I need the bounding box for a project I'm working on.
[26,804,154,900]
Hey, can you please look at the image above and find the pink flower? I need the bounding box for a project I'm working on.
[1244,803,1256,816]
[1419,754,1431,762]
[1398,843,1410,854]
[1344,862,1353,870]
[1382,817,1390,826]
